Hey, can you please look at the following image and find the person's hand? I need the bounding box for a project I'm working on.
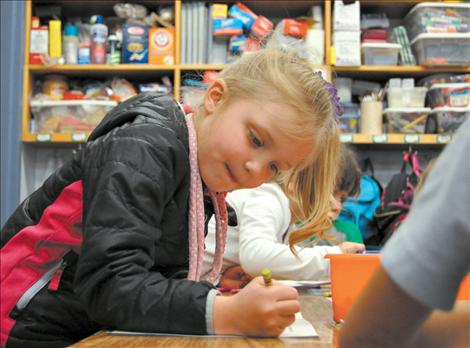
[219,265,253,289]
[213,276,300,337]
[339,242,365,254]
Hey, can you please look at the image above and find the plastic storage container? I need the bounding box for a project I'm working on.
[387,87,427,108]
[383,107,431,134]
[334,77,353,103]
[326,254,470,323]
[427,83,470,108]
[31,100,116,133]
[428,107,470,134]
[404,2,470,41]
[361,42,401,65]
[411,33,470,66]
[339,102,360,133]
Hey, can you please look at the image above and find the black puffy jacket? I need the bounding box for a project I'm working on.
[1,94,215,348]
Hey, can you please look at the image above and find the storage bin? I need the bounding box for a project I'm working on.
[383,107,431,134]
[31,100,117,133]
[387,87,427,108]
[334,78,353,103]
[361,43,401,65]
[429,107,470,134]
[427,83,470,108]
[404,2,470,41]
[326,253,470,323]
[411,33,470,66]
[419,73,469,89]
[339,102,360,133]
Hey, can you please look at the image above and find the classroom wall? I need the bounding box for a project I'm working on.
[1,1,25,226]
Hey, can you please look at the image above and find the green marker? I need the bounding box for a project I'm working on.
[262,267,272,286]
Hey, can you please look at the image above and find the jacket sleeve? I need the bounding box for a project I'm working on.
[74,123,214,334]
[236,184,341,280]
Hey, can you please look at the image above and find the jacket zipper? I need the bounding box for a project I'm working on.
[15,259,64,311]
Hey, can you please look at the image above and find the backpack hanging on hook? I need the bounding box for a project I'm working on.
[374,150,421,245]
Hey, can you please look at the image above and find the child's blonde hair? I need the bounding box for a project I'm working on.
[199,44,341,252]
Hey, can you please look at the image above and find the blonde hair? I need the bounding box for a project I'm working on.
[199,44,341,252]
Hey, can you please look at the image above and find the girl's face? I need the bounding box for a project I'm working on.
[196,81,314,192]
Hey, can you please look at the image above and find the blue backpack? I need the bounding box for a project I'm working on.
[339,159,382,240]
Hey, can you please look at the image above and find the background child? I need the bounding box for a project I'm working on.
[339,119,470,348]
[1,43,340,346]
[203,144,365,287]
[320,145,364,245]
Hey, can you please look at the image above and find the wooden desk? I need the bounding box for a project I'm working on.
[71,293,339,348]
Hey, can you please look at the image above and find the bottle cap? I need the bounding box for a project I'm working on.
[64,24,78,36]
[91,15,104,24]
[32,16,40,28]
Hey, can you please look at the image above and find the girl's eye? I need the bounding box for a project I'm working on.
[269,162,279,174]
[249,130,263,148]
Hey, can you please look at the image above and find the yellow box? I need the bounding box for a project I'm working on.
[148,27,174,65]
[49,20,62,58]
[212,4,228,19]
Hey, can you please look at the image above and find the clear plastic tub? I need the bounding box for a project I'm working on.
[387,87,427,108]
[30,100,117,133]
[411,33,470,66]
[334,77,353,103]
[361,42,401,65]
[383,107,431,134]
[427,83,470,108]
[429,107,470,134]
[404,2,470,41]
[339,102,360,133]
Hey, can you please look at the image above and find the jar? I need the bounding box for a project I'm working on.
[42,75,69,100]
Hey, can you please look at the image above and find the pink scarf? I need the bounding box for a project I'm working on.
[184,113,228,283]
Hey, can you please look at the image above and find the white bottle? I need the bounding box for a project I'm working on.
[90,15,108,64]
[63,24,78,64]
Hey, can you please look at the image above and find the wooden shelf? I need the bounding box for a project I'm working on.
[23,132,90,143]
[28,64,177,72]
[22,132,453,145]
[339,133,452,145]
[178,64,226,71]
[21,0,462,145]
[333,66,470,74]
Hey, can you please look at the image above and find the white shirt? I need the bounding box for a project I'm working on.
[203,183,341,282]
[382,119,470,311]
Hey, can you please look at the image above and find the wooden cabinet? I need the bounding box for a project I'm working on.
[21,0,469,144]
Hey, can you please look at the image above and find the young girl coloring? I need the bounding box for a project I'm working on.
[1,45,340,347]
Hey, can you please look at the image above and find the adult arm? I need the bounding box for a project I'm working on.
[339,265,470,348]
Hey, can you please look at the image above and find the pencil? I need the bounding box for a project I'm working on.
[261,267,272,286]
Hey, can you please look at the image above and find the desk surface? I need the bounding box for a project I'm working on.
[71,293,339,348]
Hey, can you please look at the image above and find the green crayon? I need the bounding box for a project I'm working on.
[261,267,272,286]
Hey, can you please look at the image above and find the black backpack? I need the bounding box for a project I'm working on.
[373,150,421,245]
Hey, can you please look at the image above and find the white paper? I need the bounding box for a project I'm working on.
[277,280,330,289]
[108,313,318,339]
[280,312,318,338]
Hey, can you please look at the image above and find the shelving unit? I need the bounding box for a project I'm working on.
[20,0,467,149]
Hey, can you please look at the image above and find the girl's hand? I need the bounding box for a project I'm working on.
[339,242,365,254]
[219,265,253,290]
[213,276,300,337]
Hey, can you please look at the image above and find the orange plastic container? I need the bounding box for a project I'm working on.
[326,254,470,322]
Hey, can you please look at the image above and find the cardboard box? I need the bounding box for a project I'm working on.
[333,31,361,66]
[149,27,174,65]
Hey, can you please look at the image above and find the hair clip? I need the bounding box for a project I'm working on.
[315,72,344,120]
